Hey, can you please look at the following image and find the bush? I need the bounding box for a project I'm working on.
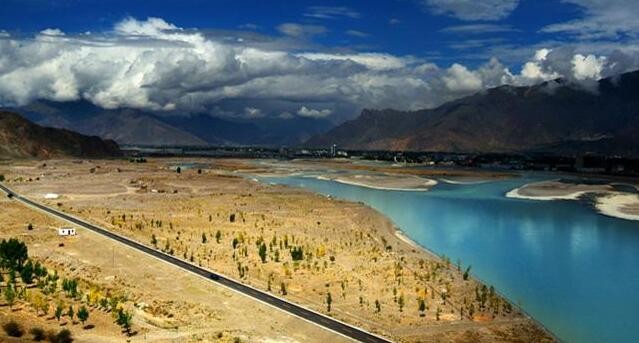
[29,327,45,341]
[2,321,24,337]
[47,329,73,343]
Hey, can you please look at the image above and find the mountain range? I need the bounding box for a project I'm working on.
[0,111,120,159]
[10,100,332,147]
[308,70,639,157]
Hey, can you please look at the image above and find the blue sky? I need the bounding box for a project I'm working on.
[0,0,595,67]
[0,1,637,121]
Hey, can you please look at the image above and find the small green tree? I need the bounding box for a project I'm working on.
[151,234,158,247]
[398,294,405,312]
[215,230,222,243]
[67,305,75,323]
[78,305,90,327]
[258,243,267,263]
[418,298,426,317]
[280,282,287,296]
[20,260,34,284]
[375,299,381,313]
[326,292,332,312]
[55,303,64,322]
[4,284,16,309]
[202,233,207,244]
[115,309,133,336]
[463,266,472,281]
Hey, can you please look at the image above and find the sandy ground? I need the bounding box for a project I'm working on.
[0,197,347,343]
[0,158,554,342]
[506,180,639,221]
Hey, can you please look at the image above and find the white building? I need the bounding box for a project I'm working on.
[58,227,76,236]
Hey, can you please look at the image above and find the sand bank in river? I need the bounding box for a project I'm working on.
[506,180,639,221]
[596,193,639,221]
[317,173,437,191]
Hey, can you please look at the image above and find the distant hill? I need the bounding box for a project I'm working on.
[12,100,333,147]
[0,111,120,159]
[307,70,639,157]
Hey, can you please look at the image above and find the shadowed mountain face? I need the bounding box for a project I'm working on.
[0,111,120,159]
[307,70,639,157]
[12,100,333,147]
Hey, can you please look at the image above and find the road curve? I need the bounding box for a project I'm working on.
[0,182,391,343]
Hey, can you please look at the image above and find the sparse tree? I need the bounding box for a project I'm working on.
[78,305,90,327]
[280,282,287,296]
[258,243,267,263]
[398,293,405,312]
[418,298,426,317]
[67,305,75,323]
[375,299,381,313]
[55,303,64,322]
[4,284,16,308]
[463,266,471,281]
[215,230,222,243]
[20,259,34,284]
[115,308,133,335]
[202,233,207,244]
[326,292,332,312]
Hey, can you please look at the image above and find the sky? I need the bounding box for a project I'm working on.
[0,0,638,122]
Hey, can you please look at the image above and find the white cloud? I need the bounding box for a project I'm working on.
[572,53,606,80]
[442,64,483,91]
[422,0,520,21]
[304,6,360,19]
[244,107,264,118]
[40,28,65,36]
[277,23,327,38]
[115,17,180,36]
[297,106,332,118]
[440,24,517,34]
[542,0,639,40]
[389,18,401,25]
[345,30,369,38]
[297,53,407,70]
[0,17,637,122]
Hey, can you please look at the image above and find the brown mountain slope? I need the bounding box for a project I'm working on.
[307,70,639,156]
[0,111,120,159]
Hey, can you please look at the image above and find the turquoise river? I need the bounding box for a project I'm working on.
[262,173,639,343]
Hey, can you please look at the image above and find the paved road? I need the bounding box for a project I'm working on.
[0,182,391,343]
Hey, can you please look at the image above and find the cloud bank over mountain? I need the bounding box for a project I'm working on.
[0,16,638,121]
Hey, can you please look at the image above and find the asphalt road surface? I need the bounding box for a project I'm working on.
[0,182,391,343]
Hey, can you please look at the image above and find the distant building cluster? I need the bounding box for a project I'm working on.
[121,144,639,177]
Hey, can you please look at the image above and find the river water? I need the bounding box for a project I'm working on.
[261,173,639,343]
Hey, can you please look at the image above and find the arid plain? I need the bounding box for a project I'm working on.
[0,158,554,342]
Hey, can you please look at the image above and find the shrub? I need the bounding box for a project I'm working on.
[2,321,24,337]
[29,327,45,341]
[47,329,73,343]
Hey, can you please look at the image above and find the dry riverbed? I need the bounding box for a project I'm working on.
[0,158,554,342]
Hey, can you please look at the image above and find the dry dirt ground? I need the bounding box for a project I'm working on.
[0,196,346,343]
[0,158,554,342]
